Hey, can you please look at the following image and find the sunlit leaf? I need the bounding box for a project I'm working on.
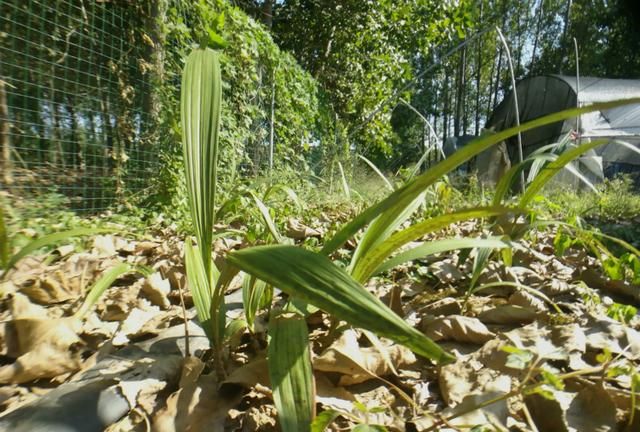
[242,274,272,331]
[310,410,340,432]
[251,193,284,243]
[185,238,213,340]
[375,237,512,275]
[228,245,453,363]
[349,192,425,279]
[75,263,132,319]
[351,206,515,282]
[181,47,222,280]
[357,154,394,192]
[337,161,350,200]
[2,227,116,277]
[519,139,608,207]
[268,311,315,432]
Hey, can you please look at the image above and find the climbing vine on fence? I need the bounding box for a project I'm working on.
[150,0,335,213]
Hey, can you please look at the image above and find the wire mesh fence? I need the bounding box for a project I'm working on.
[0,0,159,213]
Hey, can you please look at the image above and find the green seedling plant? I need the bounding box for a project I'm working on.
[180,44,315,430]
[226,98,640,430]
[180,45,227,368]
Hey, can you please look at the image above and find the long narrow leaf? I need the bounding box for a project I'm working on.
[357,154,394,192]
[228,245,453,363]
[251,193,284,243]
[322,98,640,255]
[337,161,350,200]
[519,139,607,207]
[351,206,516,283]
[264,184,304,211]
[563,161,598,193]
[3,227,116,276]
[243,274,272,331]
[268,311,315,432]
[185,238,213,340]
[181,47,222,278]
[75,263,131,319]
[349,192,425,277]
[375,237,512,275]
[470,247,494,290]
[311,410,340,432]
[493,163,524,206]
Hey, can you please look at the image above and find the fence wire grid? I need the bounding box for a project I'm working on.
[1,0,158,213]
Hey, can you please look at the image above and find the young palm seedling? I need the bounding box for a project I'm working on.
[180,45,227,368]
[228,97,640,430]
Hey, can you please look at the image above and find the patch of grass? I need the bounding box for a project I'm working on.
[539,175,640,222]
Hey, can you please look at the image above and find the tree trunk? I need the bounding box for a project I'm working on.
[51,94,65,171]
[268,68,276,175]
[515,0,530,74]
[475,2,483,135]
[67,97,83,170]
[491,47,503,112]
[0,79,12,185]
[141,0,166,149]
[454,46,467,137]
[529,0,544,76]
[261,0,273,29]
[490,1,508,113]
[442,74,450,146]
[559,0,573,74]
[486,42,497,119]
[98,77,113,177]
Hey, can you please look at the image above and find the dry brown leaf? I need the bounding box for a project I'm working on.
[418,297,462,317]
[0,317,87,384]
[410,389,509,431]
[53,244,75,258]
[508,290,547,312]
[223,356,270,389]
[93,235,118,257]
[439,353,511,405]
[15,253,100,305]
[584,315,640,360]
[112,305,163,346]
[478,305,537,325]
[116,355,182,415]
[0,385,39,415]
[566,383,617,432]
[98,282,141,321]
[141,272,171,309]
[580,268,640,302]
[313,329,416,386]
[134,241,160,256]
[500,323,567,361]
[505,266,545,286]
[421,315,495,344]
[152,356,233,432]
[314,373,355,413]
[542,279,572,296]
[429,260,464,284]
[286,218,323,239]
[239,406,278,432]
[526,382,617,432]
[8,292,48,319]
